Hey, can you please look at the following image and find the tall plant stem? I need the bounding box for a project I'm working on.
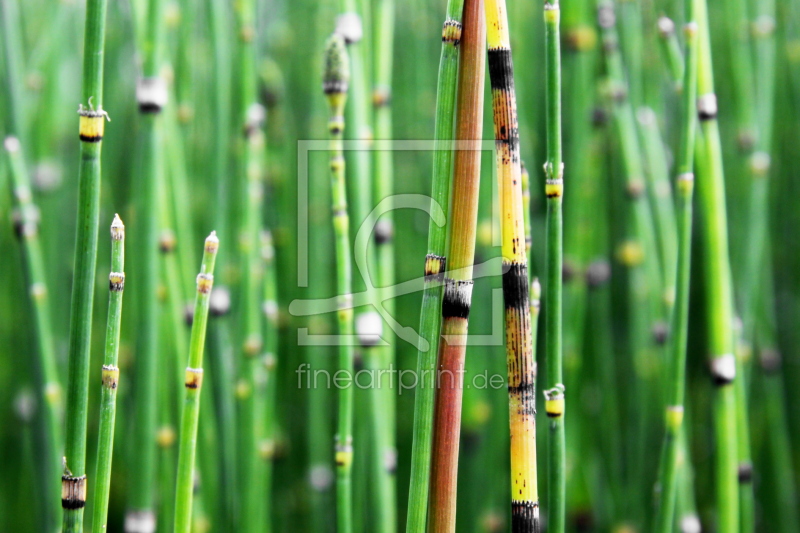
[323,33,355,533]
[543,2,565,532]
[653,0,698,530]
[372,0,398,527]
[61,0,110,528]
[427,0,485,529]
[404,0,464,530]
[484,0,539,529]
[3,135,62,531]
[234,0,267,528]
[90,215,126,532]
[695,0,739,529]
[174,233,220,533]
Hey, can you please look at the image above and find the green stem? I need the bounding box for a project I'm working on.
[91,215,126,533]
[653,0,699,529]
[405,1,464,530]
[174,233,220,533]
[544,2,565,532]
[62,0,109,529]
[695,0,740,528]
[324,33,355,533]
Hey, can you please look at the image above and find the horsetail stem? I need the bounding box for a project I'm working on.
[543,2,565,532]
[427,0,485,529]
[90,215,126,532]
[653,2,699,530]
[656,16,684,92]
[127,0,166,526]
[3,135,62,530]
[696,0,740,528]
[484,1,539,529]
[62,0,110,529]
[174,232,220,533]
[405,1,464,530]
[234,0,267,527]
[323,33,355,533]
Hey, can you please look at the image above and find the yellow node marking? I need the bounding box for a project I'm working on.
[666,406,684,430]
[545,181,563,198]
[101,365,120,389]
[335,450,353,468]
[185,367,204,389]
[544,4,560,24]
[196,273,214,294]
[79,115,105,142]
[616,240,644,267]
[545,398,564,417]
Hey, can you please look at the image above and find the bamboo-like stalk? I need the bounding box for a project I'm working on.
[427,0,485,529]
[234,0,267,527]
[543,2,565,532]
[372,0,398,527]
[3,135,62,531]
[90,215,126,532]
[653,1,698,529]
[174,232,220,533]
[695,0,739,529]
[260,229,279,533]
[484,1,539,529]
[405,0,464,530]
[127,0,166,528]
[323,33,355,533]
[62,0,110,528]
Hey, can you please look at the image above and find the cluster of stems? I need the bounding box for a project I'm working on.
[427,0,485,529]
[404,0,464,530]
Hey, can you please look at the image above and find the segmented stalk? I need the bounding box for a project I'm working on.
[234,0,267,528]
[695,0,739,529]
[427,0,485,529]
[174,232,220,532]
[543,3,565,532]
[405,0,464,530]
[127,0,166,525]
[62,0,110,528]
[656,16,684,92]
[484,1,539,529]
[2,135,62,531]
[653,2,698,530]
[323,33,355,533]
[91,215,126,532]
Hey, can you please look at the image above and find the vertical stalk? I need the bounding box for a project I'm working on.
[3,135,62,531]
[234,0,267,527]
[404,0,464,530]
[543,2,565,532]
[653,0,698,529]
[62,0,110,529]
[174,233,220,532]
[127,0,166,527]
[484,1,539,529]
[426,0,485,529]
[91,215,126,532]
[323,33,355,533]
[656,16,684,92]
[372,0,398,527]
[695,0,739,529]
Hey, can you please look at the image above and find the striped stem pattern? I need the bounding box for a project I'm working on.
[427,0,485,529]
[174,232,220,533]
[543,3,565,533]
[653,2,699,530]
[324,33,355,533]
[405,0,464,530]
[484,1,539,530]
[91,215,126,533]
[62,0,110,529]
